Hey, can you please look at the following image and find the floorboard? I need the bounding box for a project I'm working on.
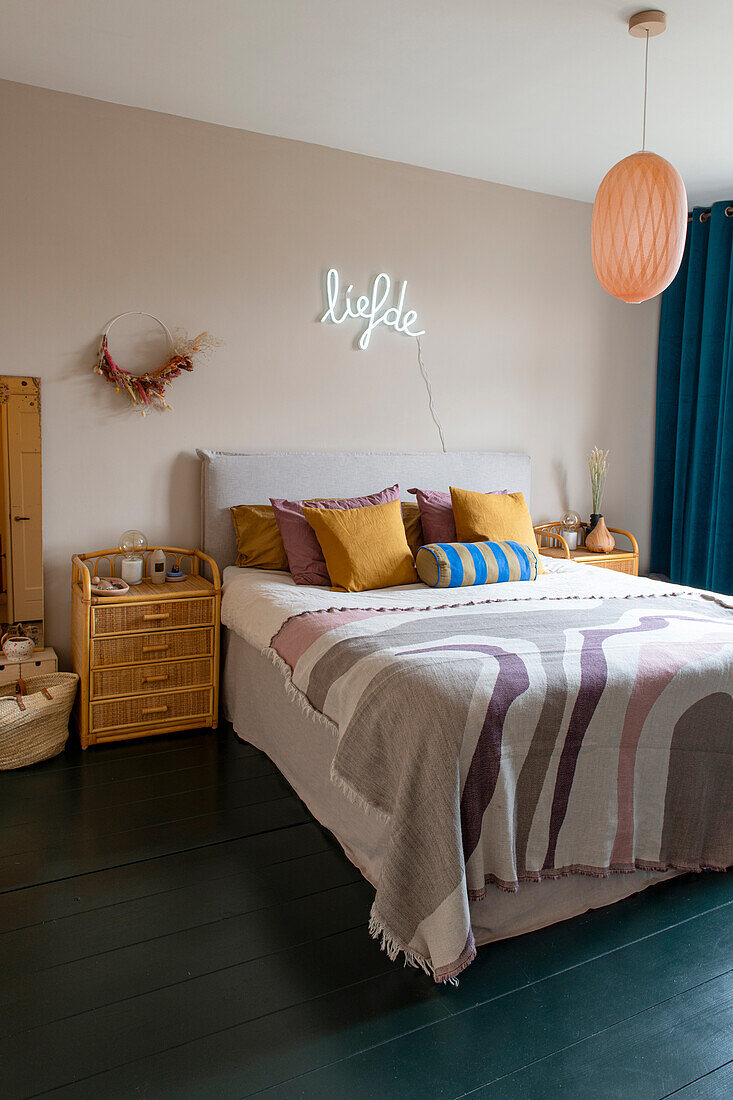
[0,750,276,829]
[0,723,729,1100]
[469,973,733,1099]
[0,821,332,933]
[247,907,733,1098]
[663,1061,733,1099]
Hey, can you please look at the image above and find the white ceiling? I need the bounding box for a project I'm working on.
[1,0,730,206]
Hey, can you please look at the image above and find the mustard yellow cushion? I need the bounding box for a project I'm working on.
[230,505,289,571]
[302,499,418,592]
[449,487,545,573]
[401,502,424,558]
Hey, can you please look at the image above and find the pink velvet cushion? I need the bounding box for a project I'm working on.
[271,484,401,586]
[408,487,509,544]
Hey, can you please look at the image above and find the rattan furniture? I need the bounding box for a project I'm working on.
[71,547,220,749]
[534,523,639,576]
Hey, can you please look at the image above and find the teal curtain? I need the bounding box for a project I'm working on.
[650,201,733,594]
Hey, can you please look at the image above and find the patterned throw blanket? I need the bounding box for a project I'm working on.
[268,592,733,982]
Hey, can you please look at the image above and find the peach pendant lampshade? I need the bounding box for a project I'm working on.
[591,151,687,303]
[592,10,688,304]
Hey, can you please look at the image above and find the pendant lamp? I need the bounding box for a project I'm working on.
[591,10,687,304]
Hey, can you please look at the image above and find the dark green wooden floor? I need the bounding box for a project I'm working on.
[0,724,730,1099]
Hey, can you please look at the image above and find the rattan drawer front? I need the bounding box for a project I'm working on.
[91,688,213,733]
[91,658,213,699]
[92,598,214,636]
[585,557,639,575]
[92,628,213,668]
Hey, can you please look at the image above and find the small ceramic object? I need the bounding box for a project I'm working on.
[585,515,616,553]
[166,554,185,582]
[1,626,35,661]
[150,548,167,584]
[120,556,144,585]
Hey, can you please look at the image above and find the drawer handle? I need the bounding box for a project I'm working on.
[142,705,168,715]
[143,612,170,621]
[142,645,169,654]
[142,674,169,684]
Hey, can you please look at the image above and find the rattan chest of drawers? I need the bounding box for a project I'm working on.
[71,547,221,749]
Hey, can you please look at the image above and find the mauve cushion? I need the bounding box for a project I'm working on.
[408,487,508,545]
[271,484,401,586]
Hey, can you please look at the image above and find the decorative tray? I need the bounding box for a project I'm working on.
[90,577,130,597]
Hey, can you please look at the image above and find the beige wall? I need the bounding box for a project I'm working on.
[1,79,659,664]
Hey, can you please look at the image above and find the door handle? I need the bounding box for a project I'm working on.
[13,516,30,522]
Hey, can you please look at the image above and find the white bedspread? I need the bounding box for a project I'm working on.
[221,557,703,652]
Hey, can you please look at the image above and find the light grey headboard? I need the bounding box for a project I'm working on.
[197,450,531,574]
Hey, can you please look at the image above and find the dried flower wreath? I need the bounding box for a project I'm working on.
[94,312,221,414]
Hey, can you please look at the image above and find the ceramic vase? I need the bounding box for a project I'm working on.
[1,630,35,660]
[585,515,615,553]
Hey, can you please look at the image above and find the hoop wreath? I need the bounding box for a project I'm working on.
[94,312,221,414]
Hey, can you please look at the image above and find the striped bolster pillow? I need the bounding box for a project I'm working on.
[415,540,539,588]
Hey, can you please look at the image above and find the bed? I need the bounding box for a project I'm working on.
[199,449,733,982]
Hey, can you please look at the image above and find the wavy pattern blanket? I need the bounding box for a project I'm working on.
[265,589,733,981]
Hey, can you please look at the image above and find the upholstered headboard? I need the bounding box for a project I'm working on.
[197,450,531,574]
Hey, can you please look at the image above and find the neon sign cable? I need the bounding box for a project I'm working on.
[320,267,446,452]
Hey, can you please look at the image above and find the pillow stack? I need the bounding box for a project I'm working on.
[230,481,544,592]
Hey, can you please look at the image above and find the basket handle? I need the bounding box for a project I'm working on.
[2,623,27,646]
[11,684,53,711]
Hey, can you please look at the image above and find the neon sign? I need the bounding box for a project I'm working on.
[320,268,425,350]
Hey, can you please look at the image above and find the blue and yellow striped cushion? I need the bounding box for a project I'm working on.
[415,540,539,588]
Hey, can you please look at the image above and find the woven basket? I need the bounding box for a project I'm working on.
[0,673,79,770]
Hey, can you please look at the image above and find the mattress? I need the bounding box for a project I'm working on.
[221,555,694,653]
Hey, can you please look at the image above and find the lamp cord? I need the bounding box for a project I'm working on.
[642,28,649,151]
[415,335,447,453]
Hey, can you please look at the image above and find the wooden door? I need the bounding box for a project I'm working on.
[6,386,43,622]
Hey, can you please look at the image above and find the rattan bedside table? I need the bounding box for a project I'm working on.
[71,547,221,749]
[534,523,639,576]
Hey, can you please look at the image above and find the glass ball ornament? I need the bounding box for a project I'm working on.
[561,510,581,532]
[119,529,148,559]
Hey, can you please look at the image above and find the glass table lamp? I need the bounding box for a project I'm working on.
[119,529,148,585]
[561,510,582,551]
